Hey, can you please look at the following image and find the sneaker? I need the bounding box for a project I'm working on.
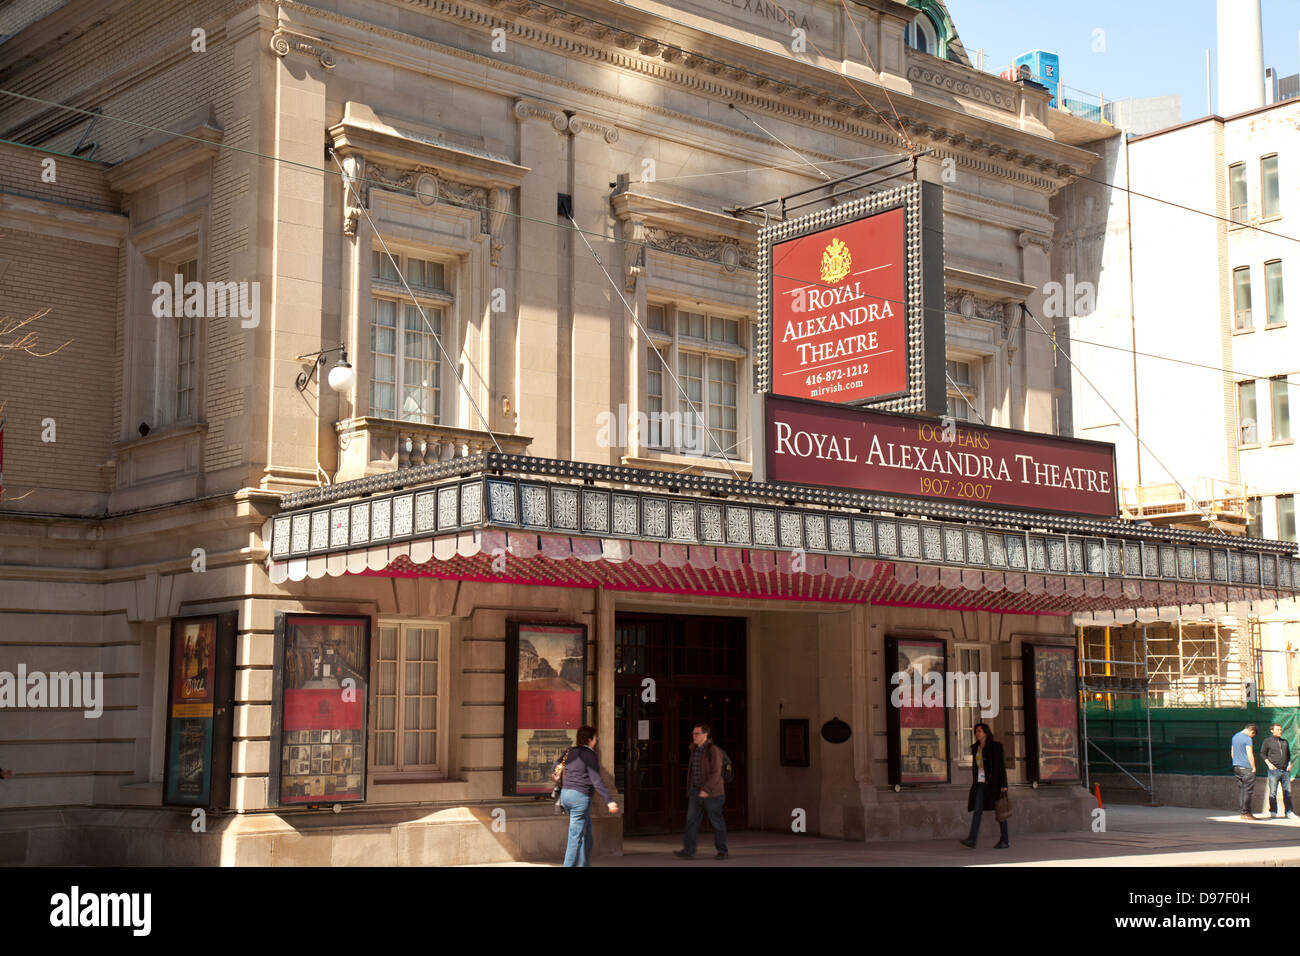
[1240,813,1257,821]
[673,849,695,859]
[959,838,976,848]
[715,851,728,860]
[994,840,1010,849]
[1288,812,1299,820]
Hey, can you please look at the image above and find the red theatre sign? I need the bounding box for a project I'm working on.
[766,395,1119,518]
[770,207,907,404]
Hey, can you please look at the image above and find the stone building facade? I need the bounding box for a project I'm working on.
[2,0,1297,864]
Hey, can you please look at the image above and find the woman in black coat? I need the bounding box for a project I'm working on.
[960,722,1009,849]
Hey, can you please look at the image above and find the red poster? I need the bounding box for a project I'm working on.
[770,207,908,404]
[893,638,948,784]
[508,623,586,796]
[767,394,1118,517]
[279,615,369,804]
[1029,645,1080,782]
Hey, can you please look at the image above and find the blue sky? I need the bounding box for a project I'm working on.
[943,0,1299,120]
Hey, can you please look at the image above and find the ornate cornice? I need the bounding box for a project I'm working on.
[907,64,1014,113]
[277,0,1093,196]
[367,163,491,235]
[642,226,754,272]
[945,291,1008,325]
[269,27,335,69]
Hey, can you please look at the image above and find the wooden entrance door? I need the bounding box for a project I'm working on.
[613,613,746,835]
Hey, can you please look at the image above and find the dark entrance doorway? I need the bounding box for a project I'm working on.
[613,613,746,835]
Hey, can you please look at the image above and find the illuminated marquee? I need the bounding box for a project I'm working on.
[756,180,945,414]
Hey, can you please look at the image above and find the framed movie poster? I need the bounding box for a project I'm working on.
[780,719,810,767]
[885,635,950,786]
[163,612,236,807]
[1023,643,1081,783]
[271,614,370,806]
[503,622,587,796]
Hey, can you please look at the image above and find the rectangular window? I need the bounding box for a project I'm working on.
[1247,497,1263,537]
[1239,380,1258,444]
[175,259,198,421]
[1265,260,1285,326]
[645,304,747,459]
[369,251,446,424]
[646,347,665,448]
[373,623,441,771]
[954,645,988,766]
[1233,267,1252,330]
[1262,154,1280,218]
[1271,375,1291,441]
[1229,163,1248,223]
[944,358,980,422]
[1280,495,1297,542]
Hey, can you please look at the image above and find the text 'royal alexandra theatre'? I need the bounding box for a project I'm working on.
[166,179,1300,863]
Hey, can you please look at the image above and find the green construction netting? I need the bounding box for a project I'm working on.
[1082,703,1300,776]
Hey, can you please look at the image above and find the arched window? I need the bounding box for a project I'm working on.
[905,12,938,56]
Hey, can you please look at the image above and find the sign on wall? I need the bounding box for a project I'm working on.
[756,180,945,414]
[163,612,236,808]
[271,614,370,806]
[503,622,588,796]
[766,394,1119,517]
[885,635,950,786]
[1023,643,1081,783]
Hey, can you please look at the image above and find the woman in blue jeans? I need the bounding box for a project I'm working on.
[960,722,1009,849]
[555,725,618,867]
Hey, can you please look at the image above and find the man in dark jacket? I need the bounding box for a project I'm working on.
[674,722,727,860]
[1261,723,1296,819]
[961,722,1009,849]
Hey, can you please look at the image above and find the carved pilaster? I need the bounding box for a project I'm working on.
[513,99,569,132]
[623,218,646,292]
[1018,231,1053,255]
[568,114,620,144]
[270,28,336,69]
[488,187,510,266]
[340,153,365,236]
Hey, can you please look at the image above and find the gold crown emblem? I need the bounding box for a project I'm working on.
[820,238,851,284]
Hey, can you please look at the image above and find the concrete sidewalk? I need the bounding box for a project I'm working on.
[506,806,1300,866]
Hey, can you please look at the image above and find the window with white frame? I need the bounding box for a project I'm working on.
[370,251,448,424]
[373,622,444,772]
[1233,266,1252,330]
[1265,260,1285,327]
[953,645,989,766]
[643,303,746,460]
[1261,154,1280,218]
[1229,163,1248,224]
[905,12,938,55]
[1239,380,1258,444]
[1271,375,1291,441]
[1279,495,1297,542]
[945,358,981,422]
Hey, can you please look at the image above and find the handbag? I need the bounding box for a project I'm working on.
[995,794,1012,821]
[551,747,572,808]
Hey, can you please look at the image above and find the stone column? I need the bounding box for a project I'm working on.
[261,29,332,491]
[569,114,621,465]
[514,100,569,459]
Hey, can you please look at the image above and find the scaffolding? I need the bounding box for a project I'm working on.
[1078,624,1155,801]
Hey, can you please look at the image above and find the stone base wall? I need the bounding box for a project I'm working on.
[0,805,620,867]
[1091,772,1295,814]
[859,785,1093,842]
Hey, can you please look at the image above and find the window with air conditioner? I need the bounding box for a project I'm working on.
[1239,380,1258,444]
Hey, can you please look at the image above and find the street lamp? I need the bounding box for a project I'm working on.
[295,345,354,395]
